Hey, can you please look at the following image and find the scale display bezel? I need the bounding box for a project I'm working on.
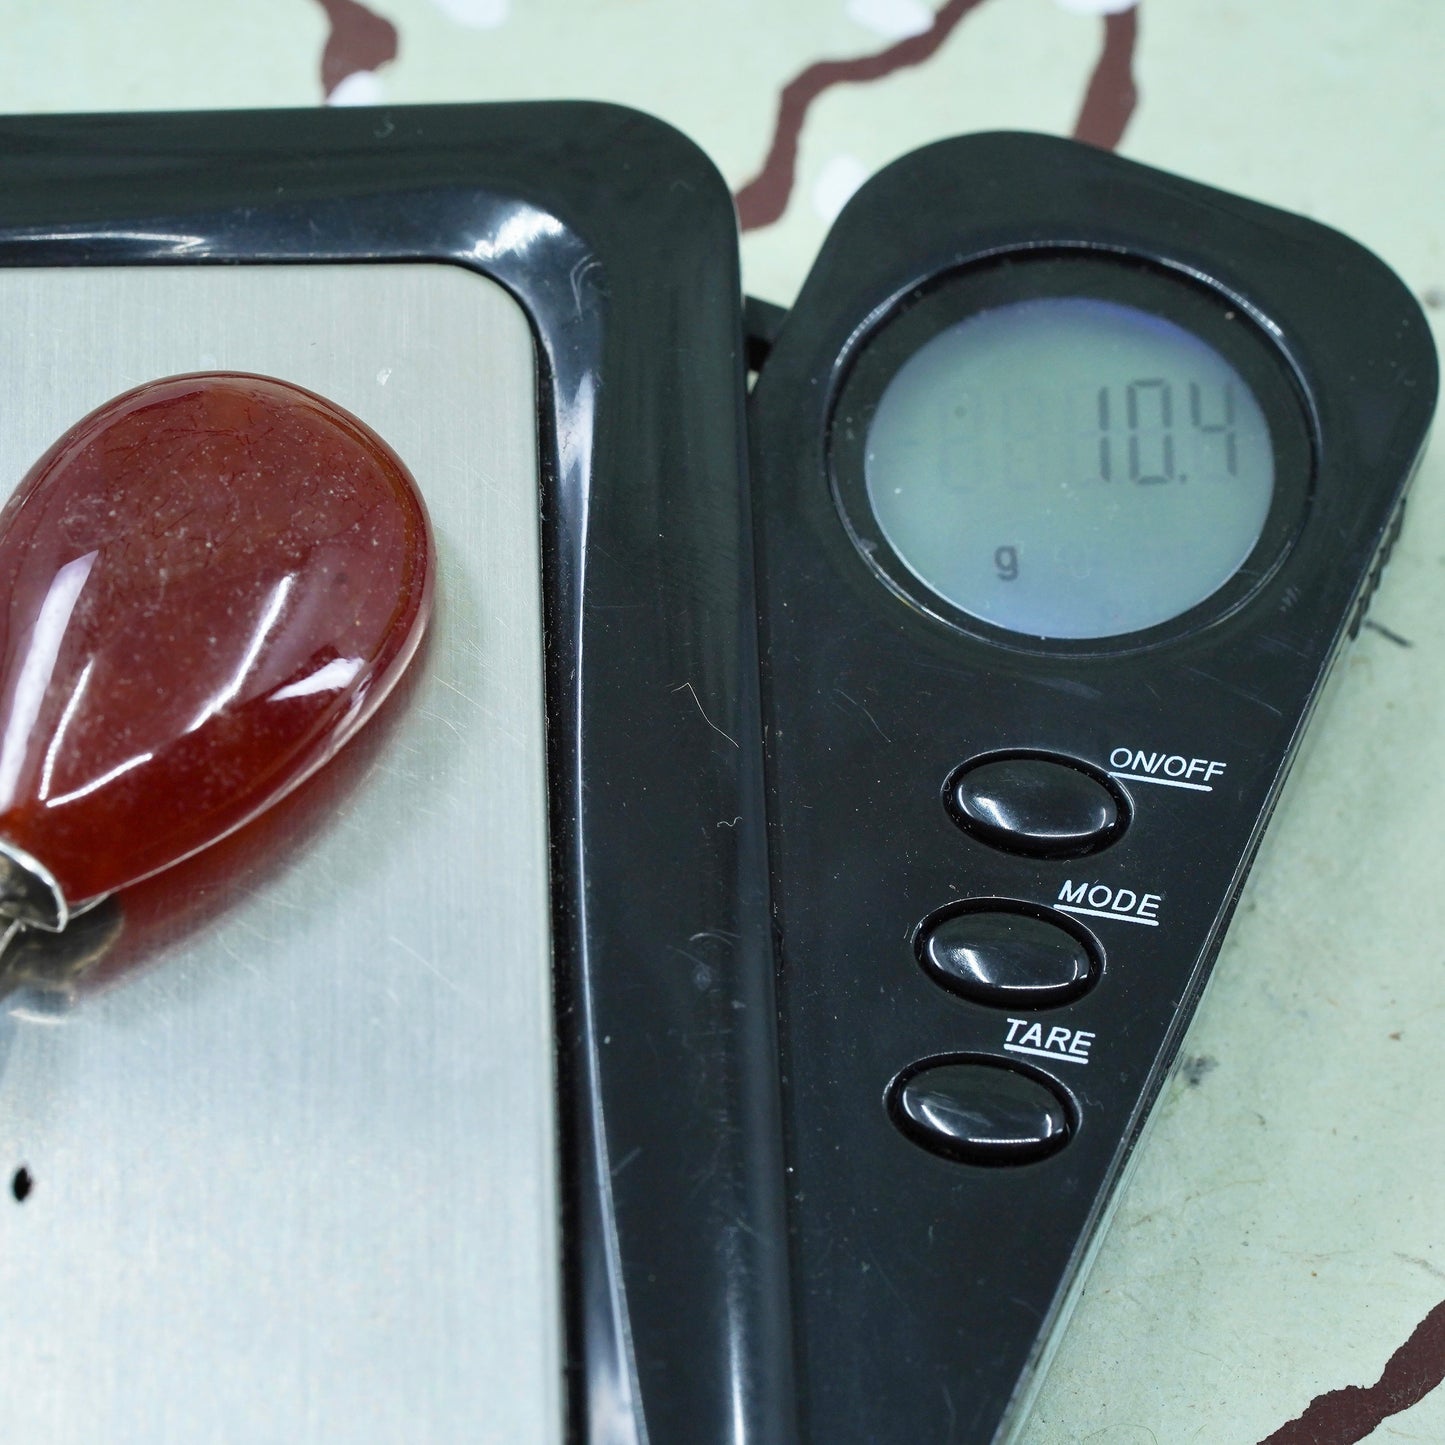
[828,249,1316,655]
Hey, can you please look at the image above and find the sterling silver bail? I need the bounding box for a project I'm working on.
[0,839,70,933]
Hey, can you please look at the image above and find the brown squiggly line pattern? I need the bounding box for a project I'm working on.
[1258,1297,1445,1445]
[314,0,398,100]
[734,0,991,232]
[1072,7,1139,150]
[734,1,1141,231]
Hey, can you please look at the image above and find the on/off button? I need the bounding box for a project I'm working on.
[946,752,1128,858]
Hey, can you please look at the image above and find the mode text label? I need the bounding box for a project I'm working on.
[1056,879,1161,927]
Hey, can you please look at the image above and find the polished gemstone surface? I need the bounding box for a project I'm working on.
[0,372,433,913]
[919,906,1097,1007]
[891,1060,1072,1165]
[948,753,1124,857]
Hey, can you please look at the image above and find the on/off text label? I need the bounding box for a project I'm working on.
[1108,746,1226,792]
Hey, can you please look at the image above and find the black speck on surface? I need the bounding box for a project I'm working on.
[11,1167,32,1202]
[1364,618,1414,648]
[1179,1055,1218,1087]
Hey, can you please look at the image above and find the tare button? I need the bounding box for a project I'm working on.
[889,1058,1073,1165]
[1054,879,1162,927]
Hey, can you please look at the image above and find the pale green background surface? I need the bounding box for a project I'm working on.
[1,2,1441,1440]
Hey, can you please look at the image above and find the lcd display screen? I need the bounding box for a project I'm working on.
[864,297,1275,639]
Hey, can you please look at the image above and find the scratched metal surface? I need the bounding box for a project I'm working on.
[1,3,1443,1441]
[0,265,558,1443]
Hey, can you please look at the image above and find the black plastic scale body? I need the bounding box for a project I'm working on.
[0,105,787,1445]
[748,134,1437,1443]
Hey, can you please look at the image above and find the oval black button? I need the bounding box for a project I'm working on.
[919,907,1096,1007]
[891,1060,1071,1165]
[948,754,1125,857]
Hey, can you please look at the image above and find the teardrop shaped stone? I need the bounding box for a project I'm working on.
[0,372,433,921]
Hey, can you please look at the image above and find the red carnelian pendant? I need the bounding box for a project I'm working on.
[0,372,433,932]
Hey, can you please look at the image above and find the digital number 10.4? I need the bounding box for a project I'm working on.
[1097,380,1236,484]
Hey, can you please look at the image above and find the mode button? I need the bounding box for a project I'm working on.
[918,905,1098,1008]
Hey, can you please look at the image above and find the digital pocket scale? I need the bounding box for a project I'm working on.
[0,110,1435,1444]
